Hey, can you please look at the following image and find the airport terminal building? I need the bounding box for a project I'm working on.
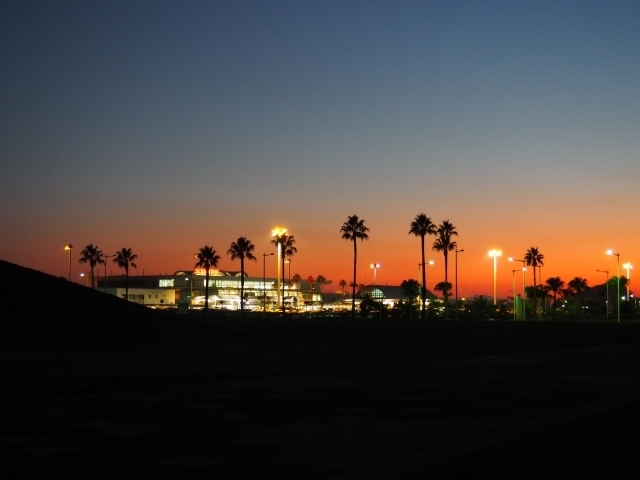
[96,268,328,310]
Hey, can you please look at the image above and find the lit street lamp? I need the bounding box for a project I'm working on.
[596,269,610,322]
[103,254,115,293]
[370,263,381,318]
[263,252,274,317]
[607,249,621,323]
[271,227,287,308]
[455,249,464,319]
[418,260,434,312]
[623,262,633,303]
[488,249,502,305]
[370,263,380,285]
[64,244,74,281]
[509,257,527,320]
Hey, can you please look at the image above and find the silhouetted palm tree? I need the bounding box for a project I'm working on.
[78,244,104,289]
[316,275,327,311]
[400,279,420,319]
[434,281,453,298]
[409,213,437,319]
[524,247,544,318]
[195,246,220,316]
[227,237,256,317]
[271,234,297,315]
[339,279,347,295]
[113,248,138,301]
[432,220,458,318]
[546,277,565,321]
[341,215,370,319]
[568,276,589,320]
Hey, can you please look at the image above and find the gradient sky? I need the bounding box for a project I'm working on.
[1,0,639,297]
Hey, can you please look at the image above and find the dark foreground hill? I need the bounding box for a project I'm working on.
[2,261,640,478]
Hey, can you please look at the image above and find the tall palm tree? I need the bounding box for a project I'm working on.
[409,213,437,319]
[432,220,458,318]
[339,279,348,295]
[113,248,138,301]
[524,247,544,318]
[546,277,565,321]
[341,215,370,319]
[78,243,104,289]
[227,237,256,317]
[270,234,297,315]
[195,246,220,316]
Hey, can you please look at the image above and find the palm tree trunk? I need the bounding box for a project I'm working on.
[205,268,210,316]
[421,235,426,319]
[90,265,95,289]
[281,250,286,316]
[533,268,537,319]
[125,267,129,301]
[240,257,245,317]
[444,251,449,319]
[352,238,357,320]
[552,292,557,320]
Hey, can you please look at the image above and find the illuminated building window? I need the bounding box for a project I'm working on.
[159,279,174,287]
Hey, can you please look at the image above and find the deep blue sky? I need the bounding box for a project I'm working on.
[1,0,639,293]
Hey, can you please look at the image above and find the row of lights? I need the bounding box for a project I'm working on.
[488,248,632,322]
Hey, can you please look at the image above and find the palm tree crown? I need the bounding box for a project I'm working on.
[341,215,370,319]
[228,237,256,317]
[195,246,220,315]
[546,276,565,321]
[113,248,138,301]
[79,243,105,289]
[524,247,544,317]
[409,213,437,319]
[432,220,458,318]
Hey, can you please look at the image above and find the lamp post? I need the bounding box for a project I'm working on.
[607,250,621,322]
[596,269,610,322]
[370,263,380,285]
[509,257,526,320]
[103,254,115,293]
[370,263,381,319]
[64,244,74,281]
[511,269,519,321]
[271,227,286,308]
[184,276,194,308]
[623,262,633,304]
[263,252,274,317]
[455,249,464,319]
[418,260,434,312]
[488,250,502,305]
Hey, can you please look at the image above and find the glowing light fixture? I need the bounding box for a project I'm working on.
[623,262,633,303]
[607,249,621,322]
[64,244,73,281]
[488,249,502,305]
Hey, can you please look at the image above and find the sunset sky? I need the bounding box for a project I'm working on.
[1,0,639,298]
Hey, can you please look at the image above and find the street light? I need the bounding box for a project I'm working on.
[623,262,633,304]
[370,263,380,285]
[488,250,502,305]
[263,252,274,317]
[607,250,621,323]
[509,257,527,320]
[455,249,464,319]
[271,227,287,308]
[418,260,434,313]
[103,254,115,293]
[596,269,610,322]
[370,263,381,319]
[64,244,74,281]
